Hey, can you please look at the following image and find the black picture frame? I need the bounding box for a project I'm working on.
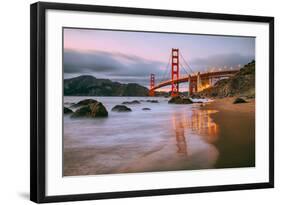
[30,1,274,203]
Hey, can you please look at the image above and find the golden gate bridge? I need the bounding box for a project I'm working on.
[149,48,240,97]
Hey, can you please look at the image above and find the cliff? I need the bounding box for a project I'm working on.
[198,60,255,98]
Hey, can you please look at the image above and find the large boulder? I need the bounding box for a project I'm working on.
[72,102,108,118]
[64,107,73,114]
[233,97,247,104]
[72,99,97,107]
[168,96,193,104]
[122,100,140,105]
[111,105,132,112]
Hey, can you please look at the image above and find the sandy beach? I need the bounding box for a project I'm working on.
[201,97,255,168]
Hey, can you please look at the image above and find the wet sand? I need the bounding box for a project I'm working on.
[201,97,255,168]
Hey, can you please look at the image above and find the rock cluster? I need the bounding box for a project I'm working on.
[168,96,193,104]
[64,98,158,117]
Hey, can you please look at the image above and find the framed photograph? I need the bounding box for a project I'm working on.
[30,2,274,203]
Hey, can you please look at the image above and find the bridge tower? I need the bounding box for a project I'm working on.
[149,73,155,96]
[171,48,179,97]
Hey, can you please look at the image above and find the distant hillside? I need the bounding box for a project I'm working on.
[64,75,149,96]
[198,60,255,98]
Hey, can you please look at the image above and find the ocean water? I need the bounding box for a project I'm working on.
[63,96,219,176]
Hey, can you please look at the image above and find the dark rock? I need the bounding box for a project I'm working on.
[233,97,247,104]
[190,93,202,99]
[111,105,132,112]
[146,100,159,103]
[64,107,73,114]
[72,99,97,107]
[168,96,193,104]
[142,108,151,111]
[72,102,108,118]
[122,100,140,104]
[132,100,140,104]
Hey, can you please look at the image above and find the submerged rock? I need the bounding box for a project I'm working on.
[111,105,132,112]
[168,96,193,104]
[233,97,247,104]
[64,107,73,114]
[142,108,151,111]
[72,102,108,118]
[72,99,97,107]
[122,100,140,104]
[146,100,159,103]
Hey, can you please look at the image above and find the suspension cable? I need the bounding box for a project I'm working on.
[179,51,195,74]
[179,62,190,76]
[160,53,171,82]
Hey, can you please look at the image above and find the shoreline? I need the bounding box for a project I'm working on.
[63,96,256,176]
[201,97,255,168]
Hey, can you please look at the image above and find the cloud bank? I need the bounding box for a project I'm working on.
[64,49,254,87]
[190,53,254,70]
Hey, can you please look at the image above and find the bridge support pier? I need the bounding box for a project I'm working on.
[189,75,197,97]
[209,77,212,87]
[196,72,201,92]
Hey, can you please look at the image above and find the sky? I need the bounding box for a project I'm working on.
[63,28,255,90]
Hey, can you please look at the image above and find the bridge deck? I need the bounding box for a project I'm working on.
[151,70,239,91]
